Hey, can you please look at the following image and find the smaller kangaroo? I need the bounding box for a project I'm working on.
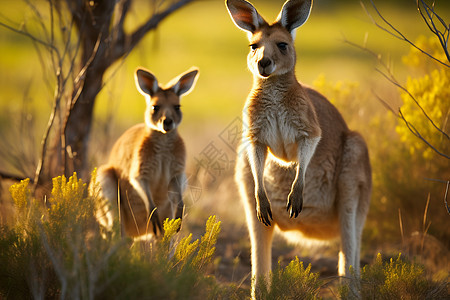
[91,67,199,238]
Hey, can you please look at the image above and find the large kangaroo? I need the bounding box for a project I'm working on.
[226,0,371,296]
[91,67,199,238]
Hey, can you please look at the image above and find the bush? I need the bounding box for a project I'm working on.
[397,35,449,161]
[0,173,223,299]
[340,253,449,299]
[255,257,322,300]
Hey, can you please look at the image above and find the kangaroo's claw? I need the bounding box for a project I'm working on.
[150,211,162,236]
[257,203,273,226]
[287,187,303,218]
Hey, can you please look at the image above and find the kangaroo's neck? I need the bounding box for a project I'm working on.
[146,127,179,142]
[251,71,298,96]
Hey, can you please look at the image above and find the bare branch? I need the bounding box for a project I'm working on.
[363,0,450,67]
[343,38,450,141]
[417,0,450,62]
[114,0,194,60]
[33,71,64,188]
[375,68,450,141]
[69,34,102,113]
[0,21,59,55]
[398,109,450,159]
[343,35,449,159]
[446,180,450,214]
[424,178,450,214]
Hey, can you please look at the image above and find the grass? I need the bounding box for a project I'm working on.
[1,174,226,299]
[1,173,448,299]
[339,253,449,299]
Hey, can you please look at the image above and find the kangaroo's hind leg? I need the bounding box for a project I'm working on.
[91,166,120,234]
[236,155,275,298]
[337,132,371,277]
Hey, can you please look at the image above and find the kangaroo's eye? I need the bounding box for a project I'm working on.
[152,105,160,112]
[174,105,181,111]
[277,42,288,51]
[250,44,258,51]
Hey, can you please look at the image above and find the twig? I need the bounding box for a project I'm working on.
[417,0,450,62]
[425,178,450,214]
[364,0,450,67]
[398,208,404,245]
[0,21,59,55]
[116,0,195,60]
[375,67,449,141]
[398,109,449,159]
[344,38,450,159]
[33,70,64,189]
[445,180,450,214]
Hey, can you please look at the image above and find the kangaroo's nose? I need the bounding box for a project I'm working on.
[163,118,174,132]
[259,58,272,68]
[164,118,173,127]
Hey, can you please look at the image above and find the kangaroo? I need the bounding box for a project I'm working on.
[226,0,371,296]
[91,67,199,238]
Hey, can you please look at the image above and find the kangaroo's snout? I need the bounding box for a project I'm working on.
[258,57,274,77]
[163,118,174,132]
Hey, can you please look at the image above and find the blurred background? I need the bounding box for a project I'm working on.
[0,0,449,286]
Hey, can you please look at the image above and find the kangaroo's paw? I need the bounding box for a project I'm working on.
[286,185,303,218]
[256,192,273,226]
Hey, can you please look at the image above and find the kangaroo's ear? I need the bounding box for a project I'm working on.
[135,68,159,96]
[226,0,266,34]
[171,68,199,96]
[276,0,312,37]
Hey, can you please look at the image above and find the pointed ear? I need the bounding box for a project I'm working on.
[170,68,199,96]
[276,0,312,37]
[135,68,159,96]
[226,0,266,34]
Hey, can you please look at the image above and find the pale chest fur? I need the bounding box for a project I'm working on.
[135,135,184,184]
[244,87,311,162]
[110,126,185,198]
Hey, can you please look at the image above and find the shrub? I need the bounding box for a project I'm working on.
[0,173,223,299]
[397,35,450,161]
[339,253,449,299]
[255,257,322,300]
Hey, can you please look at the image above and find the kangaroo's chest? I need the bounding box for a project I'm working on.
[257,108,299,162]
[137,139,184,186]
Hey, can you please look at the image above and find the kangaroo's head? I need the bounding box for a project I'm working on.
[135,68,199,134]
[226,0,312,78]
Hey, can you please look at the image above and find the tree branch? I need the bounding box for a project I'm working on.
[398,109,450,159]
[343,37,449,159]
[114,0,194,61]
[417,0,450,62]
[363,0,450,67]
[0,22,59,55]
[344,38,450,141]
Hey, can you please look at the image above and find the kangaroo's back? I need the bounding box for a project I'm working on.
[304,86,349,160]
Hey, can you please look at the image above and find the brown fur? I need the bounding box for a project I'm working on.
[226,0,371,297]
[91,67,199,238]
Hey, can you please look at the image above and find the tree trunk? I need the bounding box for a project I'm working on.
[37,0,194,188]
[42,0,113,183]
